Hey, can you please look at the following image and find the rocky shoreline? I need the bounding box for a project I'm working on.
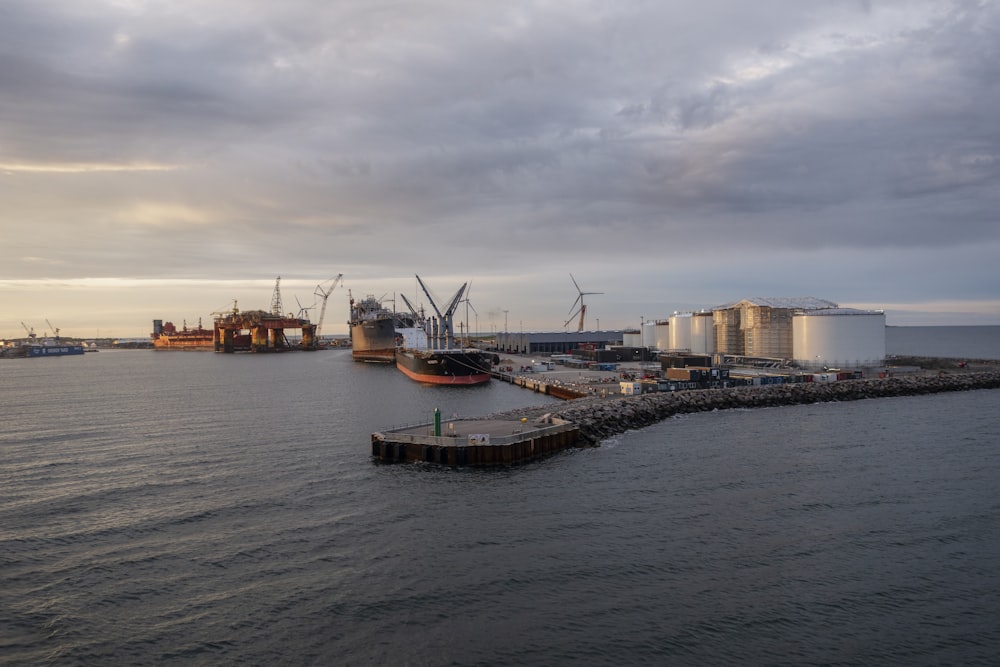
[481,370,1000,446]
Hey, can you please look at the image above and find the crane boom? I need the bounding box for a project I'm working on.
[313,273,344,338]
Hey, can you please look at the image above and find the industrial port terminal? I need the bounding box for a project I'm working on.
[7,275,998,470]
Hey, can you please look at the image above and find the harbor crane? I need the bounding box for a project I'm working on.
[46,319,60,339]
[313,274,344,338]
[564,273,603,332]
[415,274,468,349]
[21,321,36,339]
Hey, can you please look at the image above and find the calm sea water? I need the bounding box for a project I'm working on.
[886,325,1000,360]
[2,349,999,666]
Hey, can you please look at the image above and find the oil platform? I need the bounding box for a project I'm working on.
[212,275,341,353]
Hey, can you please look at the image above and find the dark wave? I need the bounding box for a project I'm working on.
[1,351,998,665]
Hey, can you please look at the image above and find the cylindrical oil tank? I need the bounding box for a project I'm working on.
[792,309,886,369]
[690,312,715,355]
[668,313,692,351]
[654,320,670,351]
[641,321,656,348]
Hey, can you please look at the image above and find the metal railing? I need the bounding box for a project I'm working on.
[374,421,577,447]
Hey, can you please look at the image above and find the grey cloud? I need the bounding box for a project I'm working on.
[1,0,998,333]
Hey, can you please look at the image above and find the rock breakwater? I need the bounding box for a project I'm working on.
[483,371,1000,446]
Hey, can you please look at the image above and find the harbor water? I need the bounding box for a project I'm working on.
[2,347,999,665]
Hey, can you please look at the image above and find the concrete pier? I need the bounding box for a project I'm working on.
[490,368,590,399]
[372,417,581,466]
[503,369,1000,446]
[373,364,1000,466]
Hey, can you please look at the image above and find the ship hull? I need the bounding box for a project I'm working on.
[152,335,214,350]
[351,319,397,363]
[26,345,86,357]
[396,348,492,385]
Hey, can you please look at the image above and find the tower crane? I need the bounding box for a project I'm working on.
[313,273,344,338]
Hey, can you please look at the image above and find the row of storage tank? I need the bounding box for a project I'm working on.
[622,309,886,369]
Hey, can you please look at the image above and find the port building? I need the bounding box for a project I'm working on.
[494,330,623,355]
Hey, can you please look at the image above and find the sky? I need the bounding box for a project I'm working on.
[2,0,998,339]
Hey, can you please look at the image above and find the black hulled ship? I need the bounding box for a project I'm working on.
[395,276,493,385]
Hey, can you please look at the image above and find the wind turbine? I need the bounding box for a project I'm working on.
[294,295,314,320]
[460,281,479,346]
[564,273,603,332]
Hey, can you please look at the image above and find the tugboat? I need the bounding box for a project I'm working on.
[395,276,492,385]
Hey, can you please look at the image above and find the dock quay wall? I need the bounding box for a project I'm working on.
[490,370,590,399]
[372,422,580,466]
[486,370,1000,446]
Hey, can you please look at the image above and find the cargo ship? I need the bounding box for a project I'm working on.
[151,319,214,350]
[394,276,493,385]
[395,332,493,384]
[26,342,86,357]
[348,293,415,363]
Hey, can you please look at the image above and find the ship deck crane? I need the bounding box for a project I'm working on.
[313,274,344,338]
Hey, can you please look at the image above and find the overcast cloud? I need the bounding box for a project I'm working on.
[2,0,998,337]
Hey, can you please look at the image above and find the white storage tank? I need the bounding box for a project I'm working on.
[654,320,670,351]
[641,321,656,348]
[792,309,886,369]
[668,313,692,351]
[690,312,715,355]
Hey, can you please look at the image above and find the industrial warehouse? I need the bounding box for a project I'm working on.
[493,297,886,372]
